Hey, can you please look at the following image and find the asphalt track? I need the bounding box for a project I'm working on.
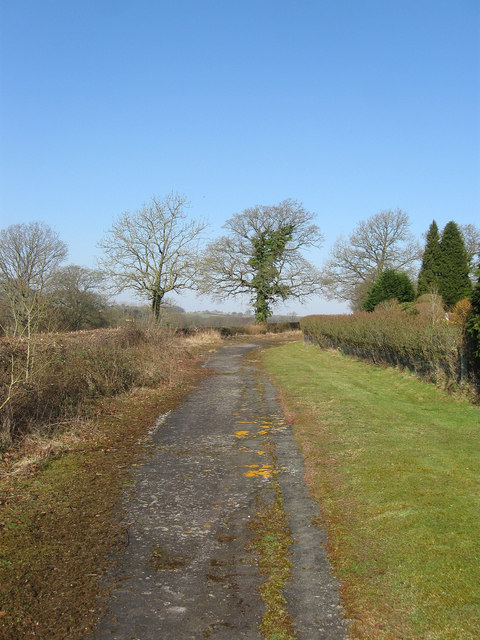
[91,342,348,639]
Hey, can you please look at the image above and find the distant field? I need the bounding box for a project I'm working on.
[263,341,480,640]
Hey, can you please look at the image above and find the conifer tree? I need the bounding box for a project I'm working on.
[439,221,472,307]
[362,269,415,311]
[417,220,442,296]
[466,262,480,375]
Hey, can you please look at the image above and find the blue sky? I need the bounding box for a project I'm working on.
[1,0,479,314]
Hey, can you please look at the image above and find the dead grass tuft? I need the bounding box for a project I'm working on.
[181,328,223,346]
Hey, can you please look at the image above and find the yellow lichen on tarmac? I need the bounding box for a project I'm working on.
[234,430,250,438]
[244,465,274,478]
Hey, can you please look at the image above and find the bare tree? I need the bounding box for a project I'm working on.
[459,223,480,278]
[98,193,207,321]
[0,222,67,386]
[197,199,323,322]
[322,209,421,309]
[48,265,108,331]
[0,222,67,338]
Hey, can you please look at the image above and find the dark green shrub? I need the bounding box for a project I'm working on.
[362,269,415,312]
[466,263,480,382]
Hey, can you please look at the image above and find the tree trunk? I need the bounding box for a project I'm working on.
[151,289,164,322]
[254,291,271,324]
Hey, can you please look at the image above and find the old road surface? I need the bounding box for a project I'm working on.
[91,342,348,640]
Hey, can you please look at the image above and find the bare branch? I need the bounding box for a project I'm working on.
[459,223,480,277]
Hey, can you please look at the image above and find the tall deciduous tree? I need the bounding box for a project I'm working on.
[99,193,207,321]
[417,220,442,296]
[0,222,67,337]
[49,265,108,331]
[439,221,472,308]
[322,209,421,310]
[362,268,415,312]
[198,199,323,323]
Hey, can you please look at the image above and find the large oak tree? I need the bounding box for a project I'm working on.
[198,199,323,323]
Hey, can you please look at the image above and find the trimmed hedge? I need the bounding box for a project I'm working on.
[301,311,467,386]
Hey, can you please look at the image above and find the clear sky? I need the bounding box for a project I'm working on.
[1,0,479,315]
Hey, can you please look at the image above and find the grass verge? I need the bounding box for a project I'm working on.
[262,341,480,640]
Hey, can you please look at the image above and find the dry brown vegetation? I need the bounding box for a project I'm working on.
[0,324,224,639]
[0,324,218,451]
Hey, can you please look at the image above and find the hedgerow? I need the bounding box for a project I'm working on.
[301,310,468,388]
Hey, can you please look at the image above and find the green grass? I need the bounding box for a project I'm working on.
[262,341,480,640]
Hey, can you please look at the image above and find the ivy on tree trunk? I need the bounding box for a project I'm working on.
[249,226,293,323]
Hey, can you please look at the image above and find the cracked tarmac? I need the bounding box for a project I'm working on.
[90,342,348,639]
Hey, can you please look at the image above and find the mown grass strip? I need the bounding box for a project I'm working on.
[262,341,480,640]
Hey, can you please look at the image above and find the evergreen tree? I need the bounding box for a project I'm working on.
[466,262,480,375]
[363,269,415,312]
[417,220,442,296]
[439,221,472,307]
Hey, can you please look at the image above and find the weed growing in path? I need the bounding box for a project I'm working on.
[248,482,295,640]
